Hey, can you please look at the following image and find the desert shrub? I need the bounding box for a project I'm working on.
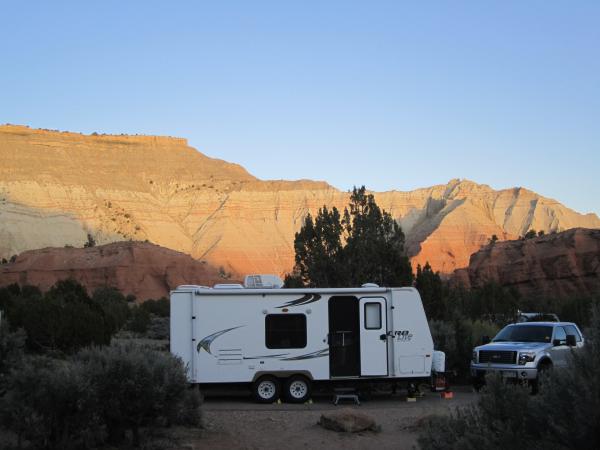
[418,374,540,450]
[127,305,151,333]
[0,356,98,450]
[0,319,26,384]
[0,344,201,448]
[2,280,113,354]
[429,317,499,379]
[22,281,109,353]
[526,305,600,449]
[140,297,170,317]
[76,343,201,446]
[91,286,130,335]
[83,233,96,248]
[419,304,600,450]
[146,316,170,340]
[0,284,42,332]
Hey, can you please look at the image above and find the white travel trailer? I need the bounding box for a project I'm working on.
[170,276,445,403]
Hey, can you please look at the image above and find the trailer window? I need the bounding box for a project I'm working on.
[364,303,382,329]
[265,314,307,349]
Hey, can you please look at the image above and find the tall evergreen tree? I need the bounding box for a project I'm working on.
[342,186,412,286]
[292,207,346,287]
[415,262,444,319]
[288,186,413,287]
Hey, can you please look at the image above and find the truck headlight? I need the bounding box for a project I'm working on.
[472,350,477,363]
[518,352,536,365]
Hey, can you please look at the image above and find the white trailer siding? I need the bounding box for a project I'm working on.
[192,294,330,383]
[170,286,437,384]
[170,291,194,375]
[391,288,434,377]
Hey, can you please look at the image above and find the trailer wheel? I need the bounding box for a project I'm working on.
[253,376,280,403]
[284,375,311,403]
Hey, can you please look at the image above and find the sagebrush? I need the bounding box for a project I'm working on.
[0,343,201,449]
[419,305,600,450]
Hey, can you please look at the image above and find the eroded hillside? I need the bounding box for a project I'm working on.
[1,125,599,276]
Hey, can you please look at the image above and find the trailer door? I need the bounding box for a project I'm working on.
[359,297,388,376]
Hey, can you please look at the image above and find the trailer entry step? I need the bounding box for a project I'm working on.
[333,388,360,406]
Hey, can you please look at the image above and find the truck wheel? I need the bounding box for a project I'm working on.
[253,376,280,403]
[531,360,552,394]
[283,375,311,403]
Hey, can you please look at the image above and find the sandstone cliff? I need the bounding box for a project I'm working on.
[0,241,224,301]
[1,125,599,276]
[454,228,600,299]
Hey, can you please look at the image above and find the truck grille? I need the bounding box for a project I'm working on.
[478,350,517,364]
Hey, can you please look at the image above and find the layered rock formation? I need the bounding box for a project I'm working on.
[1,124,599,277]
[454,228,600,299]
[0,241,224,301]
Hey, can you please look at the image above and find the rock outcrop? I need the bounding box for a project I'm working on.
[2,125,599,276]
[0,241,225,301]
[318,409,379,433]
[454,228,600,299]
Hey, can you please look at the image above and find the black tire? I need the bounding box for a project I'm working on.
[283,375,311,403]
[253,375,280,403]
[531,360,552,394]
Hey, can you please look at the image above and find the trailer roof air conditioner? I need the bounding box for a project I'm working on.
[244,274,284,289]
[213,283,244,289]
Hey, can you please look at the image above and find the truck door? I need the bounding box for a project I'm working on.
[359,297,388,376]
[550,326,569,367]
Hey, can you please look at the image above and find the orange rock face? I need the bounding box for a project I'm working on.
[1,125,599,277]
[455,228,600,299]
[0,241,224,301]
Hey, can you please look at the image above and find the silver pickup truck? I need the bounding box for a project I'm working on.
[470,321,584,389]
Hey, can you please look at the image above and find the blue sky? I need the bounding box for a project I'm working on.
[1,1,599,215]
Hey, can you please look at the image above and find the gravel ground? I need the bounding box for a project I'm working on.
[162,387,477,450]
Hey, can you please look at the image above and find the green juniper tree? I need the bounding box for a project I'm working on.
[287,186,412,287]
[416,262,444,319]
[291,206,345,287]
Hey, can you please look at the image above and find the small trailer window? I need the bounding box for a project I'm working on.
[265,314,307,349]
[364,303,382,329]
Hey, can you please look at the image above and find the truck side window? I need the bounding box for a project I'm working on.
[265,314,307,349]
[364,303,382,329]
[553,326,567,345]
[564,325,582,342]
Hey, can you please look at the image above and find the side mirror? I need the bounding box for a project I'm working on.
[481,335,491,345]
[566,335,576,347]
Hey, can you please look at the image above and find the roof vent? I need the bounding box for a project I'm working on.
[244,274,284,289]
[361,283,380,288]
[213,283,244,289]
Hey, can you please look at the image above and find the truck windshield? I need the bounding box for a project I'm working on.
[493,325,553,343]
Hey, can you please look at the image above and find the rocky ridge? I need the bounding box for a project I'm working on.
[0,241,224,301]
[1,124,599,277]
[453,228,600,299]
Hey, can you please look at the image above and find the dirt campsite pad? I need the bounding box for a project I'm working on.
[165,387,477,450]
